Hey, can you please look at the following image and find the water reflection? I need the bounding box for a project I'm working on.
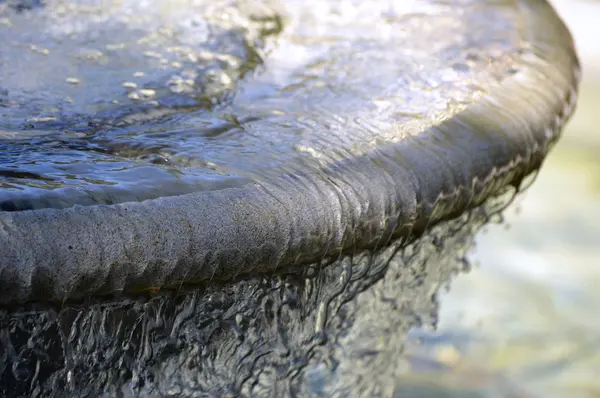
[0,0,520,210]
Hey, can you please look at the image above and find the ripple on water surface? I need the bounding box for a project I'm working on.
[0,0,520,210]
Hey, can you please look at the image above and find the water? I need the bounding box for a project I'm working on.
[0,0,589,396]
[0,0,519,210]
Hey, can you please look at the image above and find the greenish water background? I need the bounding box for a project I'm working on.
[400,1,600,396]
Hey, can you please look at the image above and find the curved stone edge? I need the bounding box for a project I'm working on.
[0,0,580,306]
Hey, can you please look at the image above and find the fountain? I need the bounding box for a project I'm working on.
[0,0,579,396]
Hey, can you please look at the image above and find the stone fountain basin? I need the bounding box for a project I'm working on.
[0,0,579,305]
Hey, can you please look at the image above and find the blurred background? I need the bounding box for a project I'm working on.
[401,1,600,396]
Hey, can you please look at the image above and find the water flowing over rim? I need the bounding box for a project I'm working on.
[0,0,580,305]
